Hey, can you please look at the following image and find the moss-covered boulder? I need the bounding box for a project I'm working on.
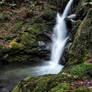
[66,8,92,66]
[0,1,58,64]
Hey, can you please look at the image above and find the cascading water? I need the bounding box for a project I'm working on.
[50,0,73,66]
[33,0,74,74]
[50,14,68,65]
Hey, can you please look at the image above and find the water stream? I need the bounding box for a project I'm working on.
[0,0,74,92]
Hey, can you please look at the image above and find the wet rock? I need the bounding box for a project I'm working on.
[66,8,92,66]
[0,3,57,64]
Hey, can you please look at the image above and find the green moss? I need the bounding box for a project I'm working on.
[71,87,90,92]
[15,21,23,29]
[9,39,24,49]
[9,24,44,48]
[12,74,73,92]
[20,32,36,46]
[49,83,70,92]
[0,42,5,55]
[33,76,50,92]
[31,5,56,24]
[6,22,47,63]
[11,55,92,90]
[63,63,92,76]
[0,33,13,41]
[66,9,92,67]
[9,55,30,63]
[19,23,46,47]
[4,21,48,63]
[11,21,23,33]
[6,4,56,64]
[12,85,19,92]
[32,23,45,34]
[83,53,92,61]
[74,20,82,24]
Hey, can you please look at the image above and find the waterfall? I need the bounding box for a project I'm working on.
[63,0,73,17]
[20,0,75,75]
[50,0,73,65]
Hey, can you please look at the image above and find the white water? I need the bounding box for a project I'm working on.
[50,0,73,66]
[31,0,74,74]
[30,0,74,74]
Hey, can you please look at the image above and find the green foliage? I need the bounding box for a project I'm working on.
[63,63,92,76]
[66,8,92,67]
[71,87,90,92]
[12,85,19,92]
[15,21,23,29]
[49,83,70,92]
[83,53,92,61]
[11,21,23,33]
[9,39,24,49]
[20,32,36,47]
[0,33,13,41]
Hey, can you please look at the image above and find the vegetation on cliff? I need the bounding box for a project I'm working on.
[0,0,58,64]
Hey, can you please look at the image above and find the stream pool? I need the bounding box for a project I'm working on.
[0,61,63,92]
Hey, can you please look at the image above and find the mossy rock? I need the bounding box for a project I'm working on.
[4,22,50,63]
[2,4,55,63]
[49,83,70,92]
[70,87,91,92]
[66,8,92,66]
[73,0,92,20]
[9,41,24,49]
[12,62,92,92]
[63,63,92,77]
[12,74,71,92]
[0,33,13,41]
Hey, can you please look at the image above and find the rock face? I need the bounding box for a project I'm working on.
[66,0,92,66]
[11,0,92,92]
[67,8,92,66]
[0,1,57,64]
